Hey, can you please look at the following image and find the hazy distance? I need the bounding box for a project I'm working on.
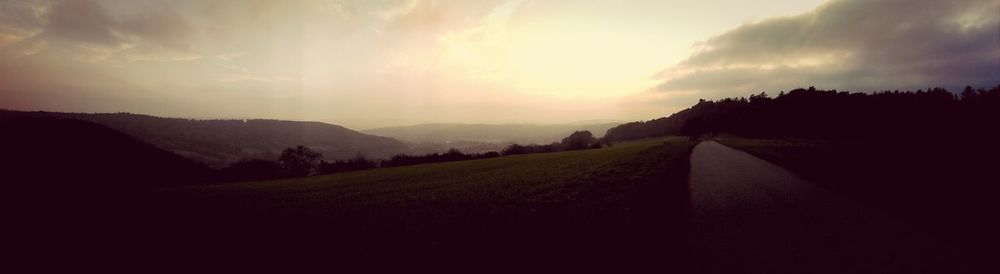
[363,122,622,144]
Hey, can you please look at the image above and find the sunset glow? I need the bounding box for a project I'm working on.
[2,0,996,128]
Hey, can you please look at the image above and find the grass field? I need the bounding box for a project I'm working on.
[715,138,841,182]
[149,137,699,267]
[715,136,989,255]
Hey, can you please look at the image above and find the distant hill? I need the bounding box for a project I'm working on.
[1,116,213,187]
[362,122,622,145]
[1,110,409,167]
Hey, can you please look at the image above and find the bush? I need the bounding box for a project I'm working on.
[278,145,322,177]
[382,148,501,168]
[318,153,377,174]
[561,131,597,150]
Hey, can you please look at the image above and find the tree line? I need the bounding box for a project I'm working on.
[605,85,1000,142]
[219,130,605,182]
[501,130,603,155]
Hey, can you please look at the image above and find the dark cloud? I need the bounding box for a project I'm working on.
[656,0,1000,99]
[0,0,48,33]
[119,6,197,51]
[44,0,122,46]
[5,0,203,61]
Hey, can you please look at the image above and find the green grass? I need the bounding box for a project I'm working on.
[156,137,696,231]
[149,137,698,265]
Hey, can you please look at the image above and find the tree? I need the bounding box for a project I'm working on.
[961,85,977,101]
[561,130,597,150]
[502,144,528,155]
[681,117,707,140]
[749,92,770,103]
[318,152,377,174]
[277,145,322,177]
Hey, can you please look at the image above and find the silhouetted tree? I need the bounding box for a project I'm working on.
[443,148,465,161]
[278,145,322,177]
[502,144,529,155]
[749,92,771,103]
[561,130,597,150]
[681,117,707,140]
[381,149,501,167]
[961,86,977,101]
[318,153,377,174]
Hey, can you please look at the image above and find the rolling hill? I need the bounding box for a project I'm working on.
[2,116,213,188]
[1,109,410,167]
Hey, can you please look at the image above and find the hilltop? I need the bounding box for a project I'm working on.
[1,110,409,167]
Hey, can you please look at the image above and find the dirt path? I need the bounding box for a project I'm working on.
[687,140,937,273]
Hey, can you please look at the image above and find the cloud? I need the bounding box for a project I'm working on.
[385,0,508,33]
[119,6,197,52]
[43,0,121,46]
[0,0,47,44]
[0,0,48,58]
[9,0,205,62]
[654,0,1000,100]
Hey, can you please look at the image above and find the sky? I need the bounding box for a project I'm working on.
[1,0,998,129]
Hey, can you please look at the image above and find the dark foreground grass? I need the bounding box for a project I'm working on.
[716,137,989,214]
[715,138,841,182]
[144,138,698,269]
[717,137,991,268]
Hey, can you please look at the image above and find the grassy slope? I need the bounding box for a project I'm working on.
[715,137,964,204]
[716,137,930,213]
[150,137,698,267]
[714,138,841,182]
[715,137,987,259]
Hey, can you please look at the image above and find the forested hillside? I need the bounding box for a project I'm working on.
[0,110,409,167]
[605,85,1000,141]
